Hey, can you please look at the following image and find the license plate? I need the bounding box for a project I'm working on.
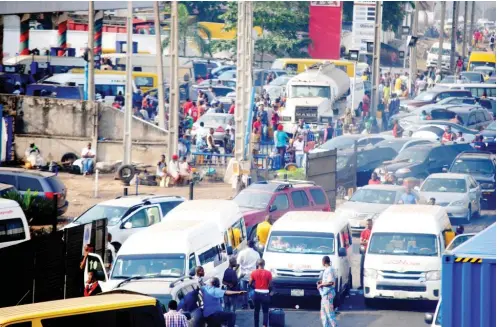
[393,291,408,299]
[291,289,304,297]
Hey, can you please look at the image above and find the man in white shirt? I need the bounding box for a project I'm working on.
[81,143,96,175]
[293,135,305,168]
[167,154,181,186]
[237,240,260,308]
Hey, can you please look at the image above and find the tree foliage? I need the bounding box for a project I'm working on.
[162,3,212,57]
[343,1,411,32]
[181,1,226,23]
[215,2,311,62]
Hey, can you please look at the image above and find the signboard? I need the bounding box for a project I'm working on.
[352,1,376,53]
[310,1,341,6]
[309,1,343,59]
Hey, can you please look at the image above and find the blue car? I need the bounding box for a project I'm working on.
[480,121,496,153]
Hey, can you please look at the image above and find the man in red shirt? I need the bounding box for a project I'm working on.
[362,92,370,117]
[250,258,272,327]
[190,105,199,122]
[442,126,452,143]
[252,116,262,134]
[228,99,235,115]
[360,219,373,289]
[392,120,403,138]
[183,98,194,116]
[368,172,381,185]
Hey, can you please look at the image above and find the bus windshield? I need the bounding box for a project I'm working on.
[368,232,439,256]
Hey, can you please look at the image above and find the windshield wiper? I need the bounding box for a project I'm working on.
[112,275,131,280]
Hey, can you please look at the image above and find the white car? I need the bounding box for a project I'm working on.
[65,195,185,250]
[418,173,482,221]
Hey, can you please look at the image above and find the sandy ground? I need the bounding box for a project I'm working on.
[59,173,235,218]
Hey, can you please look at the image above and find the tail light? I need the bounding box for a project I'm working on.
[45,192,59,200]
[216,126,225,133]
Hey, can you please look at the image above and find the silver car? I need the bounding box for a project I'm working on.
[418,173,482,222]
[336,184,425,233]
[191,113,234,147]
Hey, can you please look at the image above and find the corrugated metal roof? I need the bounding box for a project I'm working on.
[452,223,496,259]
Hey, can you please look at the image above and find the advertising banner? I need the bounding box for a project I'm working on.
[309,1,343,59]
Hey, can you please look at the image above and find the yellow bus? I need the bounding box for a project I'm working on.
[0,293,165,327]
[271,58,357,77]
[69,69,158,92]
[467,51,496,71]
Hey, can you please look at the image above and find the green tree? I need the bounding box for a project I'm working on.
[182,1,226,23]
[162,3,212,57]
[215,2,311,65]
[343,2,412,32]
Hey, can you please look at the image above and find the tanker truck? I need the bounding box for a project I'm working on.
[279,62,351,134]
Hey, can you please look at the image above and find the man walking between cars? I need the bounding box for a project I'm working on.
[237,240,261,309]
[360,219,373,289]
[202,277,245,327]
[250,258,272,327]
[164,300,188,327]
[223,257,239,313]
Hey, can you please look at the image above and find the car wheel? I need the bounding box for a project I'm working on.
[466,204,472,222]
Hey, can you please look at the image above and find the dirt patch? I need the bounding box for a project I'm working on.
[59,173,235,218]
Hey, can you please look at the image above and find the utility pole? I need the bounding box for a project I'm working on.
[123,1,133,165]
[153,2,166,130]
[88,2,95,101]
[371,0,382,119]
[470,1,476,50]
[409,1,418,89]
[462,1,468,58]
[234,1,247,163]
[450,1,458,73]
[168,1,179,159]
[244,1,254,162]
[437,2,446,72]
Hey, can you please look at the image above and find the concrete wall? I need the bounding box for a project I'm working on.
[0,94,168,166]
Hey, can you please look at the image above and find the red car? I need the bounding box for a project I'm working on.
[233,181,331,238]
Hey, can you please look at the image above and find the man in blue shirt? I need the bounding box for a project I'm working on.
[400,185,417,204]
[202,277,245,327]
[222,257,239,313]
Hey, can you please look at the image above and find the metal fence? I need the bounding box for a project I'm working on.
[0,219,107,308]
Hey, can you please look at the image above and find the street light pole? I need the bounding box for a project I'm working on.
[123,1,133,165]
[409,2,418,88]
[470,2,476,50]
[168,0,179,159]
[450,1,458,73]
[87,1,95,101]
[371,1,382,120]
[234,1,247,163]
[154,2,166,130]
[437,2,446,73]
[462,1,469,58]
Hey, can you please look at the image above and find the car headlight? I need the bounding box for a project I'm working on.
[396,168,411,174]
[364,268,378,279]
[450,200,467,207]
[425,270,441,281]
[270,268,278,278]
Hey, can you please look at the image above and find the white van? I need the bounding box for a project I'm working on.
[165,199,247,254]
[363,205,455,305]
[86,219,230,291]
[426,43,452,71]
[263,211,353,304]
[348,77,365,113]
[0,199,30,249]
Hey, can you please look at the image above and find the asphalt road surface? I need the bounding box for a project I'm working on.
[235,210,495,327]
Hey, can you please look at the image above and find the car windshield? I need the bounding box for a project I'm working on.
[446,234,475,251]
[450,159,495,175]
[233,190,272,209]
[469,62,496,70]
[368,232,438,256]
[73,205,129,225]
[430,48,451,55]
[393,147,430,163]
[414,92,436,101]
[462,73,482,82]
[350,189,398,204]
[319,135,359,150]
[266,231,335,255]
[375,140,406,153]
[421,178,467,193]
[111,254,185,279]
[198,115,231,126]
[486,121,496,131]
[291,85,331,98]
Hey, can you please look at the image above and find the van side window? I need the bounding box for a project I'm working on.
[340,227,351,248]
[310,188,327,205]
[87,255,107,282]
[159,201,182,217]
[6,323,31,327]
[188,253,197,271]
[228,219,246,248]
[199,246,221,266]
[272,194,289,211]
[291,191,309,208]
[17,176,43,192]
[0,174,16,186]
[0,218,26,243]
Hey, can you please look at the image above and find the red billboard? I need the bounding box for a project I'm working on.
[308,1,343,59]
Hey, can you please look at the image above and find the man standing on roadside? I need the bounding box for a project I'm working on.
[256,215,273,251]
[237,240,260,309]
[360,219,373,289]
[223,257,239,313]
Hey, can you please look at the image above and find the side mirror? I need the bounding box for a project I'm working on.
[338,247,347,257]
[183,312,192,320]
[359,245,366,254]
[424,313,434,324]
[123,222,132,229]
[226,246,233,256]
[269,204,277,213]
[189,267,195,277]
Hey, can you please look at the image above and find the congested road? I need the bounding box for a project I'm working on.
[235,210,496,327]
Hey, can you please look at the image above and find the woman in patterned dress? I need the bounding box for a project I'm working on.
[317,255,337,327]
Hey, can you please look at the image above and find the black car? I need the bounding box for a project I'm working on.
[337,146,398,191]
[376,143,474,184]
[448,151,496,207]
[0,168,68,215]
[481,121,496,153]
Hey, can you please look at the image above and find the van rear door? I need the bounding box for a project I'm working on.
[0,204,30,249]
